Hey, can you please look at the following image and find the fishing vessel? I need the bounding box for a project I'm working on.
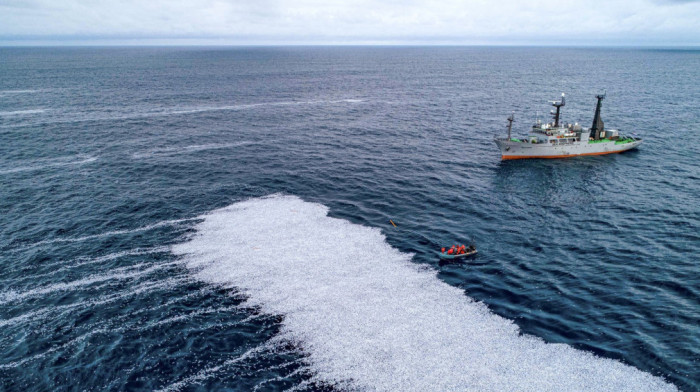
[494,93,641,160]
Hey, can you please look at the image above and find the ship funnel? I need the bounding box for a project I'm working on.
[589,92,606,140]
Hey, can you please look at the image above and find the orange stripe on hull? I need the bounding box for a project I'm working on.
[501,149,629,160]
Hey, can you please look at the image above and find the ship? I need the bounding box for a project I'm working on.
[494,93,642,160]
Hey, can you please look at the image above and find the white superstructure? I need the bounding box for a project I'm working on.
[494,93,642,160]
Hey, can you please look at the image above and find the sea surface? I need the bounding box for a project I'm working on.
[0,47,698,391]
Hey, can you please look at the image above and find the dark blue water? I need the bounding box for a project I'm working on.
[0,47,698,391]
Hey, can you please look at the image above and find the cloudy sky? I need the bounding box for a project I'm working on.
[1,0,699,45]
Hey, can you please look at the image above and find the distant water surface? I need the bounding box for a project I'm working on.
[0,47,698,391]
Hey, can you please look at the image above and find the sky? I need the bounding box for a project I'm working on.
[1,0,699,46]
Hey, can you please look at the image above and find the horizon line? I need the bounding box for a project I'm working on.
[1,42,699,49]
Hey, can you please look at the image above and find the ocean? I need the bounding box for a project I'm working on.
[0,46,698,391]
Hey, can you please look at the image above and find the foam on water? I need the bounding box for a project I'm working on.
[0,156,96,175]
[172,195,677,392]
[131,142,253,159]
[252,365,311,392]
[141,98,364,119]
[0,326,129,370]
[0,89,39,95]
[139,305,240,331]
[0,276,189,328]
[18,246,170,282]
[0,262,178,305]
[155,344,274,392]
[0,109,47,117]
[0,99,365,129]
[14,218,196,250]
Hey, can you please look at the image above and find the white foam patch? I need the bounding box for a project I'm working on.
[0,331,96,369]
[16,218,195,250]
[155,343,273,392]
[172,195,676,392]
[0,89,39,95]
[0,307,54,328]
[165,98,364,113]
[0,326,129,370]
[252,366,311,392]
[138,305,240,331]
[0,262,178,305]
[0,98,366,129]
[132,98,365,119]
[131,142,253,159]
[0,109,47,117]
[20,246,170,282]
[110,286,211,322]
[0,155,96,175]
[0,276,190,328]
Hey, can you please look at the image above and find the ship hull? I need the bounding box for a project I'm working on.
[495,139,641,160]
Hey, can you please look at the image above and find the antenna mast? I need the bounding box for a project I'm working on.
[550,93,565,127]
[506,112,514,140]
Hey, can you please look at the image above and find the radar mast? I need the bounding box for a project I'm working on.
[506,112,514,140]
[550,93,565,128]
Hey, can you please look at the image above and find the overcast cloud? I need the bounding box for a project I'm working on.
[1,0,699,45]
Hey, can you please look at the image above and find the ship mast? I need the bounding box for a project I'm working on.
[589,92,606,140]
[506,112,514,140]
[550,93,565,127]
